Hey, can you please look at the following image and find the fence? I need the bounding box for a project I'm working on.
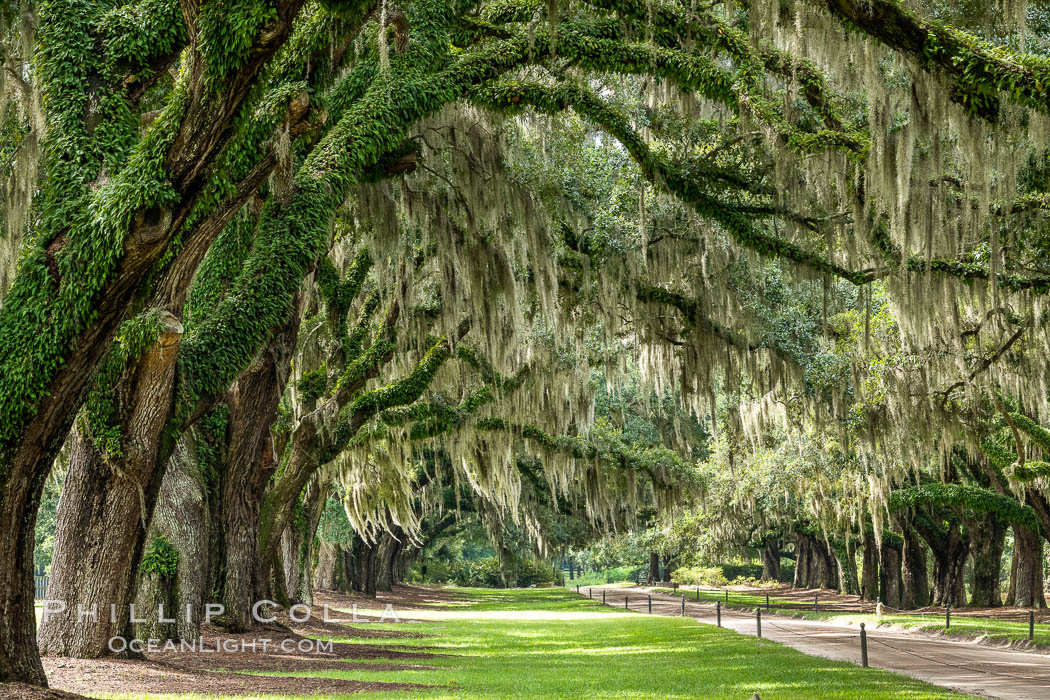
[581,584,1050,644]
[34,575,48,600]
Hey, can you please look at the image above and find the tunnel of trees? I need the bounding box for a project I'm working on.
[4,0,1050,689]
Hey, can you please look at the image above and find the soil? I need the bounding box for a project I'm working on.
[10,586,455,698]
[0,683,89,700]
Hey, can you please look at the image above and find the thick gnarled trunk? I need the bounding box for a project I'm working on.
[1007,526,1046,608]
[793,532,838,589]
[134,437,211,643]
[281,479,328,605]
[39,317,183,658]
[214,306,301,630]
[879,541,903,608]
[901,525,931,609]
[930,525,969,608]
[968,515,1006,608]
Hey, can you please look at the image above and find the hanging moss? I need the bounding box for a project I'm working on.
[889,483,1041,533]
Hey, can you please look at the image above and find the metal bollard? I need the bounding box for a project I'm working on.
[766,593,770,610]
[696,587,700,601]
[648,595,652,614]
[860,623,868,667]
[1031,610,1036,641]
[681,596,685,616]
[589,588,592,599]
[725,589,729,603]
[625,596,629,610]
[814,593,819,613]
[756,608,762,638]
[602,590,606,604]
[716,600,722,628]
[674,582,678,593]
[945,603,951,629]
[576,584,579,594]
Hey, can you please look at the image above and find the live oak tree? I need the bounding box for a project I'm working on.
[10,0,1050,688]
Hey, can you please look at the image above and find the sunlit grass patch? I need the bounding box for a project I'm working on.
[94,587,971,699]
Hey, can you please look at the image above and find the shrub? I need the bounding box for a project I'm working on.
[440,557,560,588]
[721,563,764,581]
[450,558,505,587]
[671,566,727,587]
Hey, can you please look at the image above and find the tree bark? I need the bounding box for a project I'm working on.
[901,525,931,609]
[968,514,1006,608]
[134,437,210,642]
[929,524,969,607]
[860,531,879,601]
[879,541,903,608]
[281,478,328,605]
[761,537,781,581]
[836,538,860,595]
[349,535,378,597]
[1007,526,1046,608]
[314,541,338,591]
[215,305,301,630]
[877,541,902,608]
[794,532,837,589]
[793,535,810,588]
[377,527,405,592]
[39,315,183,658]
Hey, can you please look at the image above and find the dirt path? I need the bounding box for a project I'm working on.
[586,586,1050,700]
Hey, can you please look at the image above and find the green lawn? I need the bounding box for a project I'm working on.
[103,587,968,699]
[645,585,1050,646]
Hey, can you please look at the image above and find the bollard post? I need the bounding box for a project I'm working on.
[1031,610,1035,641]
[860,623,868,667]
[814,593,818,613]
[756,609,762,638]
[576,584,580,594]
[625,596,629,610]
[648,595,652,614]
[602,590,606,605]
[681,596,685,616]
[589,588,592,599]
[766,593,770,610]
[725,589,729,603]
[945,603,951,630]
[696,587,699,601]
[674,582,678,593]
[716,600,722,628]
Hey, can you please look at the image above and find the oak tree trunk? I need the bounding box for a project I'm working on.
[901,525,931,609]
[761,538,781,581]
[134,437,211,642]
[968,514,1006,608]
[860,531,879,601]
[39,317,183,658]
[1007,526,1046,608]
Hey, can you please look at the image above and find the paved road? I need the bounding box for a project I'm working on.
[581,586,1050,699]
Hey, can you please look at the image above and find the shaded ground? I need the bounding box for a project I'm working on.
[0,682,89,700]
[38,586,447,697]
